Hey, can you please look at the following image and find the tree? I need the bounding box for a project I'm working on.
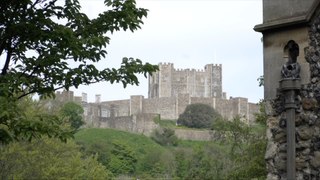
[213,116,251,156]
[185,146,230,180]
[0,138,113,179]
[108,141,137,176]
[213,114,267,179]
[137,148,175,179]
[0,0,158,143]
[151,127,178,146]
[0,96,74,144]
[177,103,221,128]
[60,101,84,131]
[0,0,157,99]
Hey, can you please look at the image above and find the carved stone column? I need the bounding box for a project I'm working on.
[279,79,301,180]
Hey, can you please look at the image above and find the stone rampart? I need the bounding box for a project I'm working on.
[174,129,212,141]
[214,98,234,120]
[83,93,258,125]
[99,113,159,136]
[143,97,176,119]
[174,129,225,141]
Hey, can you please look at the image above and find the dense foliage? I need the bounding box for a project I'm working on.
[75,128,175,178]
[213,103,267,179]
[0,0,157,99]
[108,141,137,175]
[151,127,178,146]
[59,101,85,131]
[177,103,221,128]
[0,0,158,143]
[0,138,112,179]
[0,96,74,144]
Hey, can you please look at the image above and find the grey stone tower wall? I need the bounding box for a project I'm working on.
[148,69,159,98]
[148,63,223,98]
[171,69,191,97]
[207,64,223,98]
[158,63,173,98]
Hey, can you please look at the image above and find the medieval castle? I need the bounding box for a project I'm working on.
[149,63,224,99]
[56,63,259,136]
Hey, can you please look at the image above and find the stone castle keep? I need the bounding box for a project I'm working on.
[57,63,259,135]
[149,63,224,99]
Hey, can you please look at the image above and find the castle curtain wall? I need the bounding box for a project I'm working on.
[143,97,177,120]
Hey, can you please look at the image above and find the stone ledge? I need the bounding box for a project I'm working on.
[254,0,320,32]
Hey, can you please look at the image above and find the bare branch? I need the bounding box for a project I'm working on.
[31,0,41,9]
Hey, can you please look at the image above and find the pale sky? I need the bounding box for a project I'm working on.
[70,0,264,103]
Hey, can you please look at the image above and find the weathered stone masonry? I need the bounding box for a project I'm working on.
[149,63,225,99]
[255,0,320,179]
[83,94,257,124]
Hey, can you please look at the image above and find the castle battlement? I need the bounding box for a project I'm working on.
[149,62,223,99]
[159,62,173,66]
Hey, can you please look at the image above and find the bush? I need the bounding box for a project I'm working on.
[0,138,112,179]
[177,103,221,128]
[151,127,178,146]
[60,101,85,131]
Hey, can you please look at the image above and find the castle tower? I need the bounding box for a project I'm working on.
[148,63,173,98]
[148,69,159,98]
[205,64,223,98]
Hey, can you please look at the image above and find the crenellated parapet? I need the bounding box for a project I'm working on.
[148,62,224,98]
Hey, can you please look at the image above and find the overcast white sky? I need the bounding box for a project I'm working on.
[71,0,264,103]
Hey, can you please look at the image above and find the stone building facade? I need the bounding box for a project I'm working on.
[255,0,320,179]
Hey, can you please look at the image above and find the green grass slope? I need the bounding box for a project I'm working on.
[75,128,166,158]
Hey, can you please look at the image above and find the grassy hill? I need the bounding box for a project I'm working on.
[74,125,266,179]
[75,128,179,178]
[75,128,167,159]
[75,127,212,151]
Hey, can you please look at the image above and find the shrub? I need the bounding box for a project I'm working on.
[177,103,221,128]
[151,127,178,146]
[0,138,112,179]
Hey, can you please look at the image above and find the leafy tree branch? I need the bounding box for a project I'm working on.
[0,0,158,99]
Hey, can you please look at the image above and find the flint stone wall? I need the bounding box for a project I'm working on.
[265,14,320,180]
